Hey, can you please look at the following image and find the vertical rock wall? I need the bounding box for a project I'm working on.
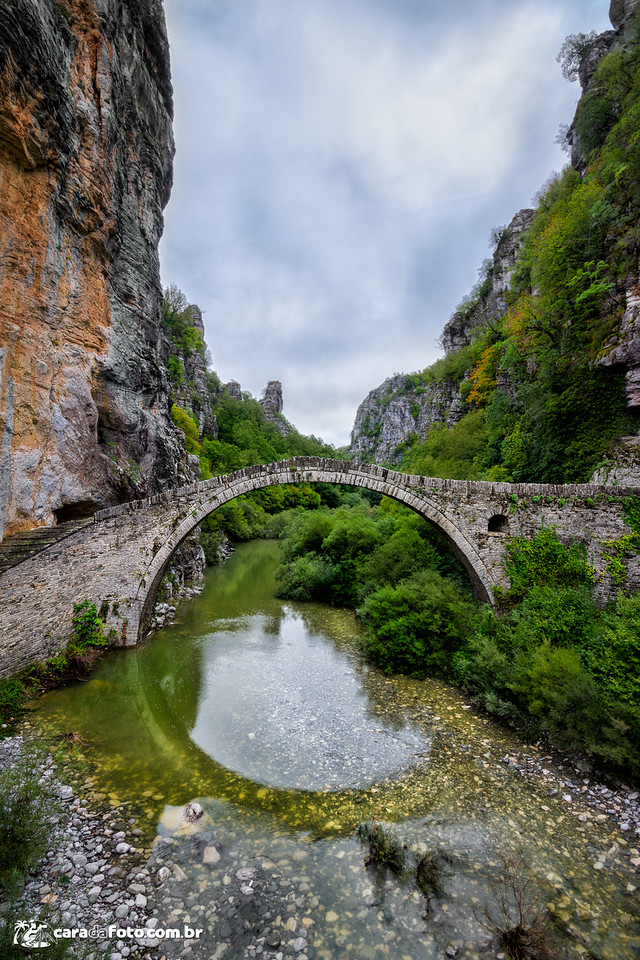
[0,0,181,538]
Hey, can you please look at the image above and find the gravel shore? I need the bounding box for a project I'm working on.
[2,721,639,960]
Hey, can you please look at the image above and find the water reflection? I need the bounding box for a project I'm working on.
[190,605,429,790]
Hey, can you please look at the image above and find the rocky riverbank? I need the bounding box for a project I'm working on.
[1,736,322,960]
[3,693,640,959]
[425,703,640,875]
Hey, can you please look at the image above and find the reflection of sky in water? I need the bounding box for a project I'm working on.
[190,608,429,790]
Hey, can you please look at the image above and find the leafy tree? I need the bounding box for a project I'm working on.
[556,31,598,82]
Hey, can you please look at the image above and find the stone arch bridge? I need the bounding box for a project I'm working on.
[1,457,639,678]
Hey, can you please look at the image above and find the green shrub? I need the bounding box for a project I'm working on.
[275,555,335,602]
[357,526,440,599]
[584,592,640,707]
[167,355,184,385]
[508,585,597,648]
[0,746,62,897]
[70,600,107,651]
[0,679,27,725]
[499,528,594,602]
[358,569,477,675]
[452,612,518,704]
[401,410,489,480]
[455,592,640,774]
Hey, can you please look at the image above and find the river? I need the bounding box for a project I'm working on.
[33,540,640,958]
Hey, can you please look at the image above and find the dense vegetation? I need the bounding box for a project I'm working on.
[454,530,640,775]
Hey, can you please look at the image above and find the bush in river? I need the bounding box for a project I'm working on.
[478,850,561,960]
[415,851,450,902]
[356,821,407,877]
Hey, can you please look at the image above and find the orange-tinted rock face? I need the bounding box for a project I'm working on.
[0,0,180,537]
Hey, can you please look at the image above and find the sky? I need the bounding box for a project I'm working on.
[160,0,612,447]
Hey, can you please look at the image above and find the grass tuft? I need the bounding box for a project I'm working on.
[356,820,407,876]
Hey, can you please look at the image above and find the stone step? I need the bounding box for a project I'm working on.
[0,520,92,577]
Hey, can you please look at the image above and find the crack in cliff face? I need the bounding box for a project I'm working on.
[0,0,180,537]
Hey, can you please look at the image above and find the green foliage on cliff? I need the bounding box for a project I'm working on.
[170,404,200,453]
[164,291,337,513]
[163,284,206,359]
[206,392,334,474]
[401,410,490,480]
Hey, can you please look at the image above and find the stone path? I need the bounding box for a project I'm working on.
[0,520,91,577]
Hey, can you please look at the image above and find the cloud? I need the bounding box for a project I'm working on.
[161,0,612,445]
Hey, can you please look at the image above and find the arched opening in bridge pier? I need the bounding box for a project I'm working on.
[54,499,100,523]
[135,464,497,643]
[488,514,509,533]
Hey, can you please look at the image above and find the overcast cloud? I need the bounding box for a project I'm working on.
[160,0,612,446]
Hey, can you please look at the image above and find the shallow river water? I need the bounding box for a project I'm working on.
[35,540,640,958]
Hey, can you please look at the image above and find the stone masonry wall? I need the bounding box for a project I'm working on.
[0,458,639,678]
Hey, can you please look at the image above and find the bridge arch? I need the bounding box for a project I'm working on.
[134,458,498,640]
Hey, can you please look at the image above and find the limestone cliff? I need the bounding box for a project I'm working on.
[350,375,463,463]
[0,0,181,539]
[167,304,219,440]
[439,209,535,355]
[260,380,292,437]
[350,208,534,463]
[568,0,640,418]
